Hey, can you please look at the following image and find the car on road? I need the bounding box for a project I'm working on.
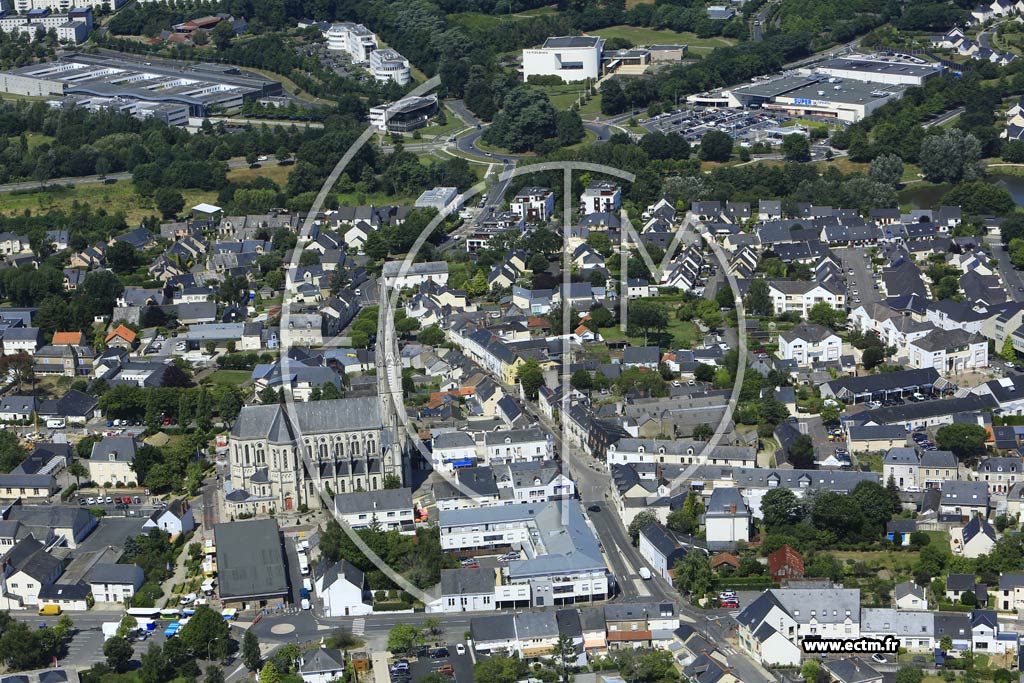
[720,599,739,608]
[436,664,454,676]
[587,504,601,512]
[430,648,449,659]
[455,644,466,656]
[498,552,520,562]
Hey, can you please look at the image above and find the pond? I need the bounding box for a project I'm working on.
[897,173,1024,209]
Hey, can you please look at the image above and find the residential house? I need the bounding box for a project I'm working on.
[977,456,1023,494]
[638,522,694,582]
[429,567,496,613]
[894,580,927,611]
[332,489,414,531]
[299,648,347,683]
[940,481,990,520]
[87,436,137,486]
[907,329,989,374]
[704,487,750,550]
[768,281,845,317]
[778,323,842,366]
[767,545,804,584]
[312,560,372,617]
[883,448,920,490]
[89,564,144,604]
[141,499,195,536]
[952,514,997,559]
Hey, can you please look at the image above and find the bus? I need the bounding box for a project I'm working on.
[158,609,181,620]
[126,608,161,619]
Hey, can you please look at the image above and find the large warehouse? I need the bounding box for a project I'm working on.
[692,74,909,123]
[804,57,941,87]
[0,53,282,115]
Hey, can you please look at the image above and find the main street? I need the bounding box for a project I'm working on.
[986,233,1024,302]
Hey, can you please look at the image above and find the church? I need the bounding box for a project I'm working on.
[224,395,404,515]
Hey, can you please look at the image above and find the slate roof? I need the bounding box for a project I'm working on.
[214,519,288,600]
[440,567,496,596]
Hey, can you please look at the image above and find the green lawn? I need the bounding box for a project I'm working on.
[204,370,252,386]
[602,317,700,349]
[7,132,54,151]
[591,25,737,54]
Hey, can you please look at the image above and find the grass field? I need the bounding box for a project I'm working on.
[514,5,557,16]
[591,25,737,54]
[602,317,700,349]
[0,181,217,224]
[204,370,251,386]
[227,161,293,187]
[7,132,54,151]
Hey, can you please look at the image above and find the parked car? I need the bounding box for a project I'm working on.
[871,654,887,664]
[455,644,466,656]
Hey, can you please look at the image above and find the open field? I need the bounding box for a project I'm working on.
[0,181,217,224]
[590,25,736,54]
[204,370,251,386]
[227,161,293,186]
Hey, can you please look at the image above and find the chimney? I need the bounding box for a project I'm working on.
[730,503,736,514]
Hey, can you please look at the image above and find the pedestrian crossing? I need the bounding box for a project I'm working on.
[352,618,365,636]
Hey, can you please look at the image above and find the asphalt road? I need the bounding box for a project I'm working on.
[986,234,1024,301]
[836,246,880,308]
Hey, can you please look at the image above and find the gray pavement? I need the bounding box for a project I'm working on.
[986,234,1024,302]
[836,245,879,308]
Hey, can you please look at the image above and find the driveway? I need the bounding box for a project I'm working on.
[835,246,879,307]
[986,235,1024,302]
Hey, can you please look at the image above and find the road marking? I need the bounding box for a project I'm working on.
[352,618,365,636]
[633,578,651,598]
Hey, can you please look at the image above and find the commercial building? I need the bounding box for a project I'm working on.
[806,56,941,87]
[511,187,556,223]
[54,94,189,126]
[368,95,437,133]
[415,186,459,212]
[214,519,289,608]
[323,22,377,62]
[369,48,410,85]
[691,74,910,123]
[439,500,609,606]
[522,36,605,83]
[0,53,281,115]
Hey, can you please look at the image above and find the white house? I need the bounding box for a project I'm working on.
[907,329,988,374]
[778,323,841,366]
[313,560,372,617]
[89,563,144,604]
[510,187,555,223]
[432,431,478,471]
[579,180,621,215]
[952,515,997,559]
[428,567,497,613]
[381,261,449,290]
[482,427,553,465]
[141,499,195,537]
[332,489,415,532]
[494,461,575,502]
[299,648,347,683]
[768,281,845,317]
[522,36,604,82]
[882,448,920,491]
[0,537,63,608]
[704,487,750,550]
[894,580,928,610]
[87,436,137,486]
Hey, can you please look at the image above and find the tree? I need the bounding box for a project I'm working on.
[862,345,884,370]
[104,636,133,673]
[387,623,422,657]
[808,302,846,329]
[107,241,141,274]
[601,79,628,115]
[895,667,924,683]
[1002,337,1018,364]
[787,434,815,469]
[629,299,668,345]
[694,364,715,383]
[851,480,896,535]
[68,459,87,487]
[383,474,402,489]
[802,660,821,683]
[781,134,810,161]
[674,550,713,597]
[550,633,576,682]
[516,359,545,399]
[699,130,733,162]
[935,423,988,462]
[178,605,230,660]
[139,643,169,683]
[154,187,185,219]
[205,666,225,683]
[761,487,800,529]
[745,279,772,316]
[940,635,953,652]
[886,474,901,513]
[473,657,527,683]
[692,423,713,440]
[259,663,281,683]
[528,253,550,273]
[919,129,983,183]
[212,20,233,50]
[483,88,558,152]
[627,510,658,544]
[418,326,445,346]
[869,153,904,186]
[570,369,593,391]
[218,389,243,424]
[242,629,261,670]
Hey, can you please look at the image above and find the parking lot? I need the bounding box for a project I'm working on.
[639,106,797,145]
[394,644,473,683]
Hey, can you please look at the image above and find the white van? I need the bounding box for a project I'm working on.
[45,417,66,429]
[639,567,653,580]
